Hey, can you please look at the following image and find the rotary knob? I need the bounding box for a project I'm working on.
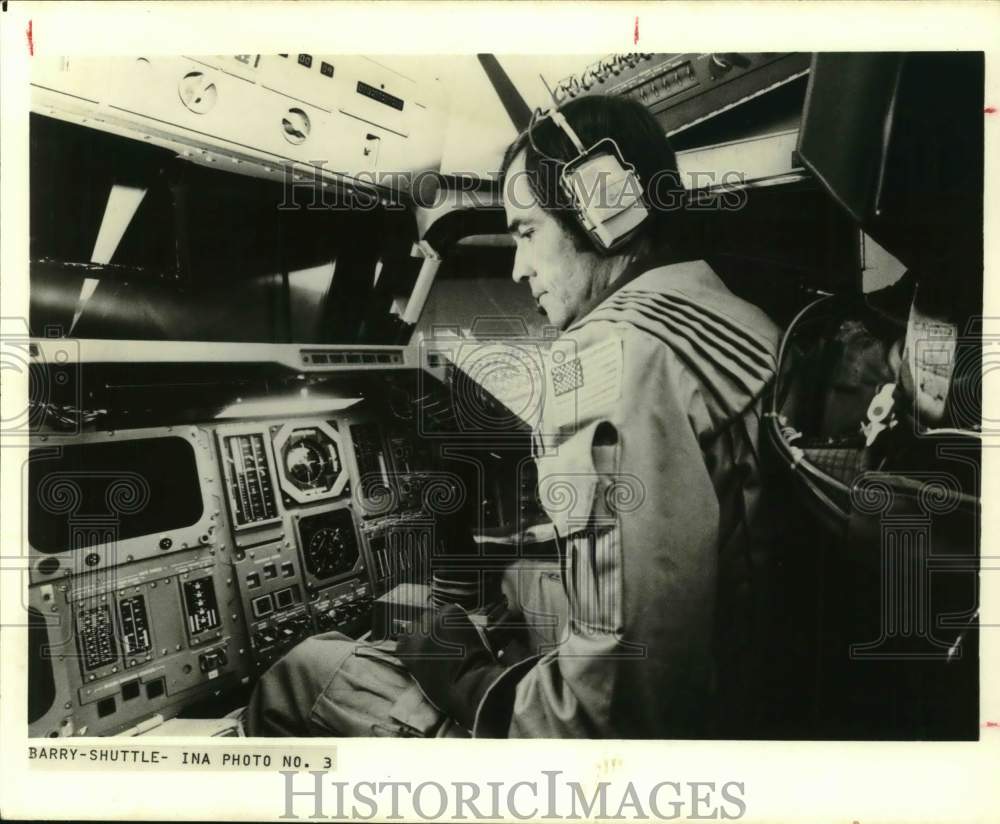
[178,72,218,114]
[282,108,311,145]
[709,53,751,77]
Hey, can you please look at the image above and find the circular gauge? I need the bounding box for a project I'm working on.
[178,72,218,115]
[273,422,350,503]
[304,524,357,580]
[284,431,340,491]
[286,440,331,487]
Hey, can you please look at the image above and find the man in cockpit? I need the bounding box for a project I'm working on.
[247,94,781,739]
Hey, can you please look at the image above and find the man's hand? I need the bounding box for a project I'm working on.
[396,603,505,732]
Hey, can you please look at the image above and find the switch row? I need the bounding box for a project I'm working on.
[247,562,295,589]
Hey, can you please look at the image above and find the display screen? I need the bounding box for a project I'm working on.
[28,437,204,554]
[182,578,221,636]
[284,428,341,490]
[276,423,349,502]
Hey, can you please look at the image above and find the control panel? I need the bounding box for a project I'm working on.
[26,426,251,738]
[26,394,462,737]
[347,421,441,595]
[552,52,810,135]
[232,534,313,672]
[361,513,434,596]
[30,54,447,194]
[28,411,408,736]
[30,548,250,738]
[217,418,377,675]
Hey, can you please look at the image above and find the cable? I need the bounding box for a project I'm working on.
[527,107,585,164]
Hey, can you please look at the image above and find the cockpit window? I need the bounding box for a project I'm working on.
[30,114,420,345]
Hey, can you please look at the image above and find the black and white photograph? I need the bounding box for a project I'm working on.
[1,3,998,822]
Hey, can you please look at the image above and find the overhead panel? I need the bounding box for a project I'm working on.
[551,52,811,192]
[30,55,448,196]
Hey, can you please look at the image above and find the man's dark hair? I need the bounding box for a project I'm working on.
[499,95,686,254]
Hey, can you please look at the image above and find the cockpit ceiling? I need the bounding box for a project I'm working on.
[30,55,601,191]
[29,52,854,355]
[32,52,819,214]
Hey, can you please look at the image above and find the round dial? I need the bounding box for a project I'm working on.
[304,525,356,580]
[281,108,311,145]
[178,72,218,114]
[274,423,349,503]
[286,440,331,487]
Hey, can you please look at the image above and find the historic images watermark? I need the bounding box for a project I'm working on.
[276,164,751,213]
[280,769,747,821]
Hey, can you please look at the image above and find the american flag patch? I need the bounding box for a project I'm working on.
[552,357,584,396]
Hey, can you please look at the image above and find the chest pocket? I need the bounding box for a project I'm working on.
[535,419,624,635]
[535,420,621,535]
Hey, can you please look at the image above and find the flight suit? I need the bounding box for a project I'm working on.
[246,260,780,739]
[475,260,780,737]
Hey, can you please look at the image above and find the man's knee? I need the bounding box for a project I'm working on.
[246,633,358,736]
[268,633,358,693]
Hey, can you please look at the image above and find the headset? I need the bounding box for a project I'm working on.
[529,107,651,254]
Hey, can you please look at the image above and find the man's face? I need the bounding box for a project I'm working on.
[503,151,610,331]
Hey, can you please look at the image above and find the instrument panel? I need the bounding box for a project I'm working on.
[27,407,441,737]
